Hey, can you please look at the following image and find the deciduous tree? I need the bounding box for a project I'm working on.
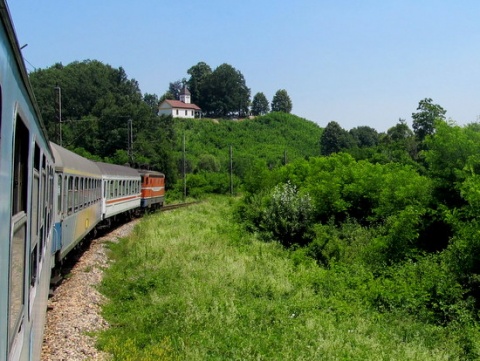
[251,92,270,116]
[412,98,446,141]
[349,126,379,148]
[320,121,355,155]
[271,89,292,113]
[200,63,250,118]
[187,61,212,106]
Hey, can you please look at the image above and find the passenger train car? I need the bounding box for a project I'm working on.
[50,143,103,263]
[0,1,55,360]
[96,162,141,226]
[1,2,167,360]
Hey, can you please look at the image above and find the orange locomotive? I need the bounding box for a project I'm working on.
[139,170,165,210]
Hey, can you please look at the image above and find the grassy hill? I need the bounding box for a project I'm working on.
[173,112,322,175]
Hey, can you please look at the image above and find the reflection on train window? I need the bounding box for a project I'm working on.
[10,116,29,350]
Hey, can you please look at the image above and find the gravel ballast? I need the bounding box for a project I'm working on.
[41,220,138,361]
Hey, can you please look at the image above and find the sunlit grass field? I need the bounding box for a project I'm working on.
[98,196,467,360]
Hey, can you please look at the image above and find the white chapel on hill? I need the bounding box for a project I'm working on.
[158,86,201,118]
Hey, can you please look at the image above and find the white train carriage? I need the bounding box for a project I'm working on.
[51,143,103,261]
[0,1,55,359]
[96,162,141,224]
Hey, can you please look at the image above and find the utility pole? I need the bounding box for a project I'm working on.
[54,86,62,146]
[230,145,233,196]
[127,118,133,164]
[183,133,187,201]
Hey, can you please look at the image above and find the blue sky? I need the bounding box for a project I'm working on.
[8,0,480,132]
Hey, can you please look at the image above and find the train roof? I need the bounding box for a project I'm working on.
[137,169,165,177]
[50,142,102,178]
[96,162,140,178]
[0,0,50,142]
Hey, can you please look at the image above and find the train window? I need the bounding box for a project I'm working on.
[49,167,54,227]
[74,177,79,211]
[84,178,87,206]
[31,169,39,247]
[12,119,28,215]
[79,178,84,209]
[39,225,44,262]
[109,180,114,199]
[86,179,90,205]
[10,116,29,349]
[68,176,73,215]
[90,179,93,204]
[30,245,38,287]
[87,178,91,205]
[57,175,62,215]
[97,179,100,201]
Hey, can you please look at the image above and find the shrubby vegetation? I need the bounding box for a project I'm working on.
[236,117,480,358]
[99,198,471,360]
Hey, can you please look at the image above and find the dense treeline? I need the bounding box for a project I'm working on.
[237,115,480,357]
[165,61,293,117]
[29,60,177,184]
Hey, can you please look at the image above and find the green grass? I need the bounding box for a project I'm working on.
[98,197,470,360]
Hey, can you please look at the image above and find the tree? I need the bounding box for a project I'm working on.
[412,98,446,141]
[271,89,292,113]
[158,91,174,104]
[143,93,159,115]
[349,126,379,148]
[200,63,250,118]
[387,119,413,141]
[29,59,175,175]
[251,92,270,116]
[30,60,144,154]
[187,62,212,106]
[320,121,355,155]
[168,80,185,100]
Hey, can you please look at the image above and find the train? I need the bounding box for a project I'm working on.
[0,2,165,360]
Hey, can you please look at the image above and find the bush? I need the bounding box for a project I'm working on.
[260,181,314,247]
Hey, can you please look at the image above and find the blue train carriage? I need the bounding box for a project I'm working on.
[0,1,55,360]
[50,143,103,263]
[95,162,141,226]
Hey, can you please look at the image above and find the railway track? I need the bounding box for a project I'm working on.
[161,201,199,211]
